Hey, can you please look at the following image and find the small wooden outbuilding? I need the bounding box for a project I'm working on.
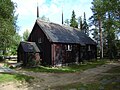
[17,42,40,66]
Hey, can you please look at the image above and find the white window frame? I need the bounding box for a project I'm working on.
[38,38,42,43]
[88,45,91,51]
[67,45,72,51]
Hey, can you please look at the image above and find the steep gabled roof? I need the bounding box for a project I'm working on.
[20,42,40,53]
[36,19,96,45]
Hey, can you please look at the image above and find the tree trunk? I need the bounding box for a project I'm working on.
[98,17,103,59]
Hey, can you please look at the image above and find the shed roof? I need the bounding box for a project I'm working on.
[36,19,96,45]
[20,42,40,53]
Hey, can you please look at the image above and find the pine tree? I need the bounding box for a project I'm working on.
[92,27,99,43]
[90,0,120,59]
[70,10,78,28]
[90,0,105,59]
[82,12,89,35]
[78,13,89,35]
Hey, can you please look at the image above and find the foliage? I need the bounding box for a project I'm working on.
[92,27,99,42]
[10,33,21,55]
[0,0,18,55]
[23,29,30,41]
[24,60,106,73]
[82,12,89,35]
[90,0,120,59]
[40,15,50,22]
[78,12,89,35]
[70,10,78,28]
[64,19,70,26]
[0,73,34,83]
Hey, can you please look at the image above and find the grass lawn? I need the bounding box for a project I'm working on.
[52,65,120,90]
[24,60,107,73]
[0,73,34,84]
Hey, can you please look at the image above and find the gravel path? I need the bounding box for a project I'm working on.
[0,62,120,90]
[0,66,16,73]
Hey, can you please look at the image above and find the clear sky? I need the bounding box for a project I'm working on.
[11,0,93,36]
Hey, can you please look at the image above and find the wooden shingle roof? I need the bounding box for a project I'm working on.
[20,42,40,53]
[36,19,96,45]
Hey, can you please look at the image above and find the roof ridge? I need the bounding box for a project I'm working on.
[36,18,96,45]
[37,18,80,31]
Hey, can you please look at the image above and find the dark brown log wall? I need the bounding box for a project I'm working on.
[28,23,51,65]
[51,43,80,65]
[85,44,97,60]
[51,44,97,65]
[17,45,27,66]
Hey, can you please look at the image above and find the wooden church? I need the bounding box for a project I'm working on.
[17,6,97,66]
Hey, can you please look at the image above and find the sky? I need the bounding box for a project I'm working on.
[11,0,93,36]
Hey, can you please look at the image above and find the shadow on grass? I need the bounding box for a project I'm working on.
[24,60,107,73]
[51,63,120,90]
[52,78,120,90]
[14,74,34,83]
[99,75,120,90]
[51,82,101,90]
[105,66,120,73]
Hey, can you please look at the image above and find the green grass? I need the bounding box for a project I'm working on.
[24,60,106,73]
[0,73,34,83]
[0,74,16,83]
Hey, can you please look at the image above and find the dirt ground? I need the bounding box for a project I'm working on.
[0,62,120,90]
